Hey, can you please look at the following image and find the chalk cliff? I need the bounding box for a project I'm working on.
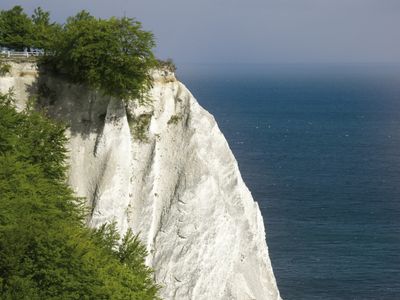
[0,62,281,300]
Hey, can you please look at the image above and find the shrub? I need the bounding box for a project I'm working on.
[0,60,11,76]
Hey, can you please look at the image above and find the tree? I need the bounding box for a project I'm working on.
[0,6,33,50]
[31,7,61,51]
[0,6,60,51]
[31,7,50,25]
[46,11,157,102]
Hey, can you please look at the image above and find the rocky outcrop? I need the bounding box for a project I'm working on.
[0,62,281,300]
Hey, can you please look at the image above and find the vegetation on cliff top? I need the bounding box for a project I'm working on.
[0,6,158,101]
[0,6,60,51]
[0,91,159,299]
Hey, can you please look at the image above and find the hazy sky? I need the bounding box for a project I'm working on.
[2,0,400,64]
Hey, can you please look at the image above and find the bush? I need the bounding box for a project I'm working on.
[0,60,11,76]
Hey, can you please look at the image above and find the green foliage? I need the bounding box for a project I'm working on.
[30,7,61,51]
[0,91,159,299]
[0,88,14,106]
[118,229,150,274]
[44,10,157,101]
[0,6,60,51]
[0,6,33,50]
[91,223,158,297]
[0,6,158,102]
[0,61,11,76]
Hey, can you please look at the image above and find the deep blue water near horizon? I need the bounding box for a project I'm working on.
[178,64,400,300]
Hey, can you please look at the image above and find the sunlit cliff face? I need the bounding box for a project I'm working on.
[0,63,281,300]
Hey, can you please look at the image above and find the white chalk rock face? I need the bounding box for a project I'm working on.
[0,63,281,300]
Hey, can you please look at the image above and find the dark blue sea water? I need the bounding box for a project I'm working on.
[178,64,400,300]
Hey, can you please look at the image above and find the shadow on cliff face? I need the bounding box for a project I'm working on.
[25,65,111,139]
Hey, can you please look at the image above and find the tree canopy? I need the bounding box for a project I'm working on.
[0,91,160,299]
[0,6,60,51]
[45,11,156,101]
[30,7,61,50]
[0,6,33,50]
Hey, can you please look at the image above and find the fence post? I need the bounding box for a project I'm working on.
[7,51,10,57]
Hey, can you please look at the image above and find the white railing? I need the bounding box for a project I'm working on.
[1,51,44,58]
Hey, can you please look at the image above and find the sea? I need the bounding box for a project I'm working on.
[178,64,400,300]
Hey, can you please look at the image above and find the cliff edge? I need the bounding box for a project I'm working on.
[0,62,281,300]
